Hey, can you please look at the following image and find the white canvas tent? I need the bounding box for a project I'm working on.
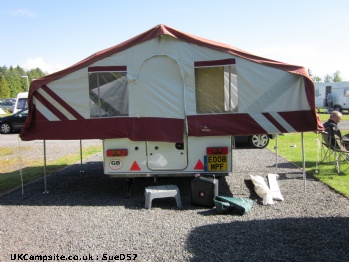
[20,24,323,142]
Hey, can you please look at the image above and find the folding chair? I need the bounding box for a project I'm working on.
[332,134,349,173]
[320,132,334,163]
[320,132,349,173]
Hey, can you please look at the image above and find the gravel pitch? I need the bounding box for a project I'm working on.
[1,142,349,262]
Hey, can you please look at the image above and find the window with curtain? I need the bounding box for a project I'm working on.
[195,59,238,113]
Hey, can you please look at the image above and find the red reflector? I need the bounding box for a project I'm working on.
[206,147,228,154]
[106,149,128,157]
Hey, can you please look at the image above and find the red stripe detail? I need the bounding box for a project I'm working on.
[278,111,321,132]
[41,85,84,120]
[88,66,127,72]
[262,113,288,133]
[194,59,236,67]
[20,117,184,142]
[187,111,319,136]
[34,92,69,120]
[35,109,49,121]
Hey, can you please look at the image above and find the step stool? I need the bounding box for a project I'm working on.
[144,185,182,209]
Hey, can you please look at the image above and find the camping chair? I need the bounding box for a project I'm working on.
[320,132,349,173]
[320,132,334,163]
[332,134,349,173]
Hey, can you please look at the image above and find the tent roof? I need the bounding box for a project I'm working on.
[21,24,323,141]
[29,24,311,95]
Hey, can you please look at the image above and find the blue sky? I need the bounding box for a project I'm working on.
[1,0,348,80]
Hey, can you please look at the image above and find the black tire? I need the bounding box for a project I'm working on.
[0,122,12,134]
[248,135,269,148]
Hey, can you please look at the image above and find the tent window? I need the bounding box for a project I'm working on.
[195,59,238,113]
[88,68,128,118]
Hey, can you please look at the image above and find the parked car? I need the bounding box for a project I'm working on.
[0,108,28,134]
[0,98,16,113]
[235,134,275,148]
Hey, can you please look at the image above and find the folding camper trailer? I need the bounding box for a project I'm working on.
[20,24,322,179]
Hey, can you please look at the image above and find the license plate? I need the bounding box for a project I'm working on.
[205,154,227,171]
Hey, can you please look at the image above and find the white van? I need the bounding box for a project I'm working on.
[13,92,28,114]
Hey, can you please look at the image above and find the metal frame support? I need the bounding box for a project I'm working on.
[43,140,49,194]
[79,140,84,173]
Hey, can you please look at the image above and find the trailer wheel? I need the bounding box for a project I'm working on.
[248,135,269,149]
[334,105,342,112]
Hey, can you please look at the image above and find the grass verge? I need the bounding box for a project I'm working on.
[267,132,349,197]
[0,145,102,195]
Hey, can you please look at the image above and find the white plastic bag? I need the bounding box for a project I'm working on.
[250,175,274,205]
[267,173,284,201]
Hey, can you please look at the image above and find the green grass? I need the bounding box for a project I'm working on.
[0,145,102,195]
[267,132,349,197]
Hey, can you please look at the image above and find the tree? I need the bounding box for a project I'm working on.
[333,70,342,82]
[0,73,11,99]
[308,68,322,83]
[312,76,322,83]
[324,74,333,83]
[0,65,46,97]
[28,68,45,81]
[309,68,344,83]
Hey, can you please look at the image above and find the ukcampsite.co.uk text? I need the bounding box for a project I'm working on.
[10,253,138,261]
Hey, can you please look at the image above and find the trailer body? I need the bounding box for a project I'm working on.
[315,82,349,112]
[103,136,232,177]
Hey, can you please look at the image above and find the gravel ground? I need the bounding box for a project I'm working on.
[1,139,349,262]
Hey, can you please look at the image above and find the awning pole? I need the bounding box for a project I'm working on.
[43,140,49,194]
[301,132,306,192]
[80,140,84,173]
[275,135,279,173]
[18,135,24,195]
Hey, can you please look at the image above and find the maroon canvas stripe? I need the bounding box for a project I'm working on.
[262,113,288,133]
[194,58,236,67]
[20,117,184,142]
[35,108,49,121]
[187,111,319,136]
[41,85,84,120]
[88,66,127,72]
[278,111,320,132]
[187,114,266,136]
[34,92,69,120]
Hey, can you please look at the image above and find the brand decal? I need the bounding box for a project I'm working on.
[202,123,210,132]
[110,159,123,170]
